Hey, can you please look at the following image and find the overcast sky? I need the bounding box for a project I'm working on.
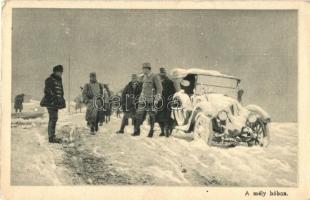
[12,9,297,122]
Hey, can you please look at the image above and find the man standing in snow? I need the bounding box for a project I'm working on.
[156,68,176,137]
[82,72,106,134]
[99,83,111,125]
[40,65,66,143]
[14,93,25,113]
[132,62,163,137]
[116,74,142,134]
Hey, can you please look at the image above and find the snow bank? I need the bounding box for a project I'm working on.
[122,121,297,186]
[170,122,297,186]
[11,117,47,129]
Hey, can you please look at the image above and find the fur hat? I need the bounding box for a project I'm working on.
[53,65,63,73]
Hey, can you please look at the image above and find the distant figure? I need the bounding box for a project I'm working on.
[116,74,142,134]
[40,65,66,143]
[116,107,122,118]
[156,68,176,137]
[74,87,84,113]
[99,84,111,125]
[82,72,106,134]
[14,93,25,113]
[115,93,122,118]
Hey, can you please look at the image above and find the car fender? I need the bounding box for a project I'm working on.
[188,102,216,125]
[246,104,271,122]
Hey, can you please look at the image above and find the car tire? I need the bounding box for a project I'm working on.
[262,123,270,147]
[253,119,270,147]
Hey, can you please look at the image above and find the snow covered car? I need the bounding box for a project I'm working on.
[170,68,271,147]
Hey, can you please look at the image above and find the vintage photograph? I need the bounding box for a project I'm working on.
[10,8,298,187]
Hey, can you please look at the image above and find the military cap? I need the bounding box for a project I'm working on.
[89,72,96,77]
[159,67,167,74]
[142,62,151,69]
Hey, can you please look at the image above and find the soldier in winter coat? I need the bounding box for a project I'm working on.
[156,68,176,137]
[82,72,107,134]
[132,62,163,138]
[116,74,142,134]
[40,65,66,143]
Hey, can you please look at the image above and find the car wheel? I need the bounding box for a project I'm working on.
[252,119,270,147]
[193,113,211,145]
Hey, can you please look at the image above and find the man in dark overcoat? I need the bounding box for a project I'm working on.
[116,74,142,134]
[156,68,176,137]
[40,65,66,143]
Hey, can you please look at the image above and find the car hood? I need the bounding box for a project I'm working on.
[206,93,239,112]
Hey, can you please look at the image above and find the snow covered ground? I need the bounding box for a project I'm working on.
[11,102,297,186]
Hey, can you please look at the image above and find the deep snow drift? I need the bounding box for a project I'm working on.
[11,102,297,186]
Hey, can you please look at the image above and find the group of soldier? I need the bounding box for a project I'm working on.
[116,62,176,138]
[39,62,177,143]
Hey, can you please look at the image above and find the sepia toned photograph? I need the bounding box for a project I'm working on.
[2,1,310,199]
[8,8,299,187]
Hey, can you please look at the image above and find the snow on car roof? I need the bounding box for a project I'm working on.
[170,68,240,81]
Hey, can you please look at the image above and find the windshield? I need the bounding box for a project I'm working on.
[195,75,240,98]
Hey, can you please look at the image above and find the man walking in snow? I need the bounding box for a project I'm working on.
[82,72,106,134]
[40,65,66,143]
[116,74,142,134]
[132,62,162,137]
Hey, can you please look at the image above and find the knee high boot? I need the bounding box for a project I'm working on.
[148,117,155,138]
[117,117,128,133]
[132,118,141,136]
[164,122,170,137]
[159,122,165,136]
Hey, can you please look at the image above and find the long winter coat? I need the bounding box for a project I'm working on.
[40,73,66,109]
[121,81,142,113]
[156,77,176,123]
[82,82,106,123]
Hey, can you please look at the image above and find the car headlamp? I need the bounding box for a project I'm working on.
[218,110,228,121]
[248,114,258,123]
